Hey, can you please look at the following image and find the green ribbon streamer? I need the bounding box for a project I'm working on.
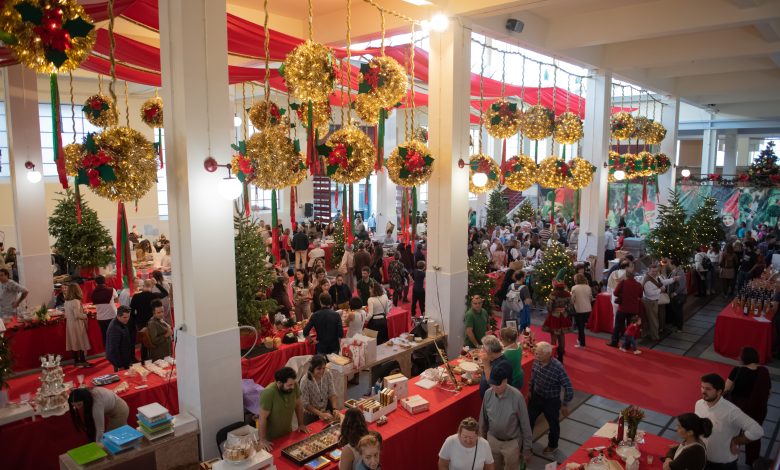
[271,189,278,227]
[411,186,418,243]
[50,74,67,188]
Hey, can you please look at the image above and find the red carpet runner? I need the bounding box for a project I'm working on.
[531,327,733,417]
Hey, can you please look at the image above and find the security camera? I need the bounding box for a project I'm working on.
[506,18,524,33]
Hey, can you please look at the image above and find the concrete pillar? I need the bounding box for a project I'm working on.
[737,135,751,168]
[657,97,679,207]
[426,22,471,357]
[376,111,399,236]
[4,65,51,308]
[722,131,737,176]
[158,0,243,458]
[700,127,717,177]
[577,70,611,268]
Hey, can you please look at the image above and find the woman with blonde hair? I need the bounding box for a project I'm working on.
[570,273,594,348]
[64,283,92,367]
[438,417,495,470]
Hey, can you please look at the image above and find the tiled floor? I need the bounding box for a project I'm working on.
[523,294,780,469]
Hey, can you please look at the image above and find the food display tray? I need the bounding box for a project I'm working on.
[281,424,341,465]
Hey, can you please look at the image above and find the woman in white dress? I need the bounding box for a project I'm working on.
[64,283,92,367]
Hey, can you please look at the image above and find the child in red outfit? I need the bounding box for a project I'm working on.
[621,316,642,355]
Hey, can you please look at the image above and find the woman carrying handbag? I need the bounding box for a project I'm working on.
[366,283,390,344]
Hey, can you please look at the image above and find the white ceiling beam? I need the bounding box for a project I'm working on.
[447,0,578,18]
[686,89,780,105]
[645,57,776,79]
[755,20,780,42]
[730,0,765,8]
[544,0,780,50]
[675,70,780,96]
[771,53,780,67]
[469,11,549,54]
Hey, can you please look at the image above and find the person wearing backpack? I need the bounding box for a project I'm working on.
[501,271,531,330]
[694,247,711,297]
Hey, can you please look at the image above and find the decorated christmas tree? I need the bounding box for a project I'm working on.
[331,214,345,266]
[748,141,778,185]
[517,199,535,222]
[48,190,114,270]
[467,249,494,307]
[689,197,725,248]
[531,242,574,302]
[486,188,508,228]
[647,190,694,264]
[234,215,278,326]
[0,333,12,391]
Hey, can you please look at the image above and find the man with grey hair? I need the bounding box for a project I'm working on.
[478,335,514,400]
[479,351,533,469]
[528,341,574,455]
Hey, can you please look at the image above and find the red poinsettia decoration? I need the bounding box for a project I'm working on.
[89,98,103,110]
[328,142,349,168]
[477,159,492,173]
[363,66,380,89]
[559,162,570,177]
[144,106,159,122]
[34,8,71,53]
[739,173,750,182]
[404,149,426,173]
[237,156,253,175]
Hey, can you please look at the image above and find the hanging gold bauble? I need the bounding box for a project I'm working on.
[468,153,500,194]
[140,95,163,128]
[359,56,408,108]
[89,127,157,201]
[323,126,374,184]
[387,139,434,188]
[83,93,118,128]
[246,124,300,190]
[610,112,635,140]
[521,105,554,140]
[553,111,584,144]
[503,154,537,192]
[565,157,596,190]
[484,98,521,139]
[248,100,287,129]
[655,153,671,175]
[0,0,96,74]
[645,121,667,145]
[537,156,571,189]
[295,100,331,136]
[633,116,652,141]
[63,142,83,177]
[353,93,381,125]
[282,40,336,103]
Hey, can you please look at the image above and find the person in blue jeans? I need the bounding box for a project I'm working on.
[528,342,574,454]
[620,316,642,355]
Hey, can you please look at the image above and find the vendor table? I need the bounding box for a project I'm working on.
[271,353,536,470]
[560,422,677,470]
[714,304,773,363]
[587,292,615,333]
[5,313,105,372]
[308,243,333,270]
[2,357,179,470]
[387,303,412,339]
[487,270,506,297]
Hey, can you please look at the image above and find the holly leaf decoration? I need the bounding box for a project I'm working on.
[63,17,94,39]
[398,147,408,158]
[75,168,89,186]
[289,102,299,111]
[278,64,285,77]
[45,49,68,68]
[378,76,385,87]
[99,165,116,182]
[491,103,501,112]
[423,155,434,165]
[360,63,371,74]
[326,164,338,176]
[488,171,497,180]
[294,139,301,153]
[358,82,372,94]
[279,108,286,116]
[316,144,331,157]
[508,102,517,112]
[0,31,17,45]
[83,133,98,154]
[490,116,501,125]
[236,171,246,183]
[14,2,42,25]
[399,168,411,179]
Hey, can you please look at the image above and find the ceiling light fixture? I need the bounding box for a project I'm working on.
[471,172,488,188]
[24,161,41,183]
[204,156,244,200]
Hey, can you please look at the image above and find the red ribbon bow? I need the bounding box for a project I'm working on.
[364,66,380,89]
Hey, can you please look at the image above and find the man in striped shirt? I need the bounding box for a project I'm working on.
[528,341,574,455]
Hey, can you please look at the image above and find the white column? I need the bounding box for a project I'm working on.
[737,135,751,169]
[722,131,737,176]
[577,70,611,268]
[158,0,243,459]
[700,127,717,177]
[375,111,399,236]
[427,23,471,357]
[657,97,679,207]
[4,65,51,307]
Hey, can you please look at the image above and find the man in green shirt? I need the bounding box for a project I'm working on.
[258,367,309,451]
[356,267,375,306]
[464,295,489,348]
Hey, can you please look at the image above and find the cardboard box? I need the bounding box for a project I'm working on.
[341,334,377,366]
[383,373,409,399]
[400,395,430,415]
[361,399,397,423]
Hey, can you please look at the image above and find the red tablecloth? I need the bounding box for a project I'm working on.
[241,341,316,387]
[714,304,773,363]
[387,304,412,339]
[271,353,536,470]
[81,276,124,304]
[308,243,334,270]
[560,429,677,470]
[488,271,505,297]
[2,357,179,470]
[587,292,615,333]
[4,315,106,371]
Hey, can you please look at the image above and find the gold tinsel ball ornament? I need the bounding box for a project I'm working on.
[633,116,652,141]
[140,96,163,128]
[321,126,375,184]
[89,127,157,201]
[553,111,584,144]
[82,93,118,128]
[655,153,671,175]
[636,151,656,177]
[645,121,667,145]
[468,154,500,194]
[387,140,434,188]
[293,101,331,136]
[537,156,571,189]
[484,99,522,139]
[282,40,336,103]
[565,157,596,190]
[608,150,621,183]
[358,56,408,108]
[503,154,537,192]
[289,155,308,187]
[610,112,635,140]
[63,142,83,177]
[521,105,555,140]
[248,100,287,129]
[245,125,301,190]
[0,0,96,74]
[353,94,381,125]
